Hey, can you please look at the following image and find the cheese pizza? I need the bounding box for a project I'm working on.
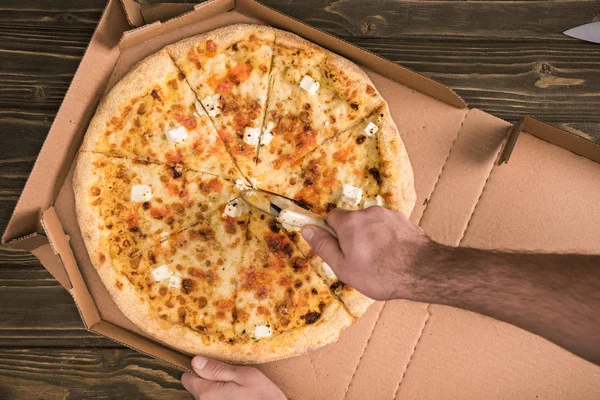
[74,24,415,363]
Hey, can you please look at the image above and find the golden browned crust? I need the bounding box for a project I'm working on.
[340,290,376,318]
[166,23,275,62]
[73,150,106,269]
[80,49,177,153]
[377,103,417,217]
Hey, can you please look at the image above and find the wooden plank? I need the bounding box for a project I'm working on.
[259,0,598,39]
[0,348,190,399]
[0,266,116,347]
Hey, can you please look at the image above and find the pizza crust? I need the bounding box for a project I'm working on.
[167,23,275,61]
[74,23,416,364]
[376,104,417,217]
[73,150,107,269]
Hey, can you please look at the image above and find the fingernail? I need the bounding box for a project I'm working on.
[302,227,314,242]
[192,356,208,370]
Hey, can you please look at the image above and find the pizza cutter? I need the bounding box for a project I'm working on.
[240,189,338,238]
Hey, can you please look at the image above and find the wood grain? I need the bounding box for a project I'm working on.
[0,0,599,397]
[0,348,190,399]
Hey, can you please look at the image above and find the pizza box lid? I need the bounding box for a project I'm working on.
[3,0,600,398]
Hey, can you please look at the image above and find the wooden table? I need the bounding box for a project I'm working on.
[1,0,599,398]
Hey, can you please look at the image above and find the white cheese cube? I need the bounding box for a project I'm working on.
[260,131,273,146]
[234,179,251,191]
[194,100,207,116]
[254,324,272,339]
[299,75,320,95]
[151,264,172,283]
[166,125,189,144]
[243,127,261,146]
[168,273,181,290]
[201,94,221,117]
[364,122,379,137]
[222,199,248,218]
[364,195,383,208]
[260,121,275,146]
[341,184,363,206]
[320,262,338,280]
[130,184,152,203]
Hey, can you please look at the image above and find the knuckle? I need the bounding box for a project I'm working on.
[211,362,230,378]
[312,236,330,256]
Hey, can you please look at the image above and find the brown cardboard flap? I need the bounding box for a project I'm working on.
[120,0,144,27]
[41,207,101,327]
[499,116,600,165]
[461,131,600,254]
[396,305,600,400]
[345,301,430,400]
[91,320,193,372]
[141,3,196,24]
[118,1,240,52]
[419,109,512,246]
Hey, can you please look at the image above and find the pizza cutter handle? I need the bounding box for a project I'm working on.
[278,209,338,238]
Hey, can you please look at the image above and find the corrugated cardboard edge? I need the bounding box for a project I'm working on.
[118,0,236,51]
[7,232,73,290]
[120,0,144,27]
[141,3,197,24]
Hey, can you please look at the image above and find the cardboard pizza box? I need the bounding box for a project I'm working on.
[3,0,600,398]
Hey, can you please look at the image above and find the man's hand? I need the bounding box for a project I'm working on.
[302,206,600,365]
[301,206,431,301]
[182,356,286,400]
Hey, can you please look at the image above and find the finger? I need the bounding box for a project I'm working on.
[191,356,240,383]
[302,225,344,268]
[325,208,351,231]
[181,372,218,397]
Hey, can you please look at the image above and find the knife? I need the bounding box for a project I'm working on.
[240,189,338,238]
[563,21,600,44]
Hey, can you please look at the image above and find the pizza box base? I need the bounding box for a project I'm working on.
[3,0,600,398]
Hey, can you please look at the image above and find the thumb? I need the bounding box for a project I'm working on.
[302,225,344,268]
[191,356,240,383]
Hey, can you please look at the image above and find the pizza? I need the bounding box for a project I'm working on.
[74,24,415,363]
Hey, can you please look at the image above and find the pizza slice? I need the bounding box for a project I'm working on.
[258,104,416,317]
[73,152,238,262]
[254,30,383,186]
[108,209,249,352]
[258,104,415,217]
[232,210,353,362]
[167,24,276,181]
[81,49,241,179]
